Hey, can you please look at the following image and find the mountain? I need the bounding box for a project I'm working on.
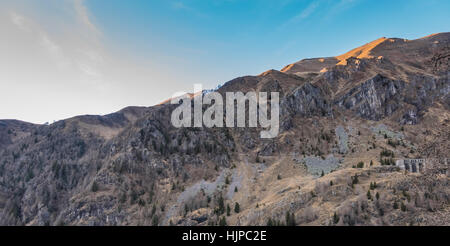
[0,33,449,226]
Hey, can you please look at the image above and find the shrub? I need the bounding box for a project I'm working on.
[152,215,159,226]
[380,158,395,166]
[388,139,399,148]
[401,202,407,212]
[138,199,145,207]
[380,149,394,158]
[356,162,364,168]
[91,181,99,192]
[219,216,227,226]
[393,201,399,209]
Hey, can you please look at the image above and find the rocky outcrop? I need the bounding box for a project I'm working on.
[281,83,332,118]
[335,74,405,120]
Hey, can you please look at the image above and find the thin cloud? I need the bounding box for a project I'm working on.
[170,1,208,18]
[336,0,361,11]
[73,0,100,36]
[5,2,106,88]
[278,0,321,30]
[10,11,28,31]
[172,1,193,11]
[291,1,320,22]
[324,0,363,20]
[9,11,69,68]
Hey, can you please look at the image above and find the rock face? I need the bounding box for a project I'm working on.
[282,83,332,118]
[0,33,449,226]
[336,74,405,120]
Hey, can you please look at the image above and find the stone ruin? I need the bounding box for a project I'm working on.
[395,159,426,173]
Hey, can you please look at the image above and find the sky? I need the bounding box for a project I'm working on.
[1,0,449,124]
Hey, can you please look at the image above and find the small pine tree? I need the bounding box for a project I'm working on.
[226,204,231,216]
[285,212,290,225]
[91,181,98,192]
[219,216,227,226]
[217,196,225,215]
[289,212,296,226]
[367,190,372,200]
[376,192,380,200]
[285,212,296,226]
[234,202,240,213]
[234,186,238,192]
[321,170,325,177]
[393,202,399,209]
[152,215,159,226]
[333,212,340,224]
[401,202,407,212]
[330,180,333,186]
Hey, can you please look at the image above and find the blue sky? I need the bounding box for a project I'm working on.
[1,0,449,123]
[85,0,450,81]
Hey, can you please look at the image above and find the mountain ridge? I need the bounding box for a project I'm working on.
[281,32,450,75]
[3,32,449,125]
[0,33,448,226]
